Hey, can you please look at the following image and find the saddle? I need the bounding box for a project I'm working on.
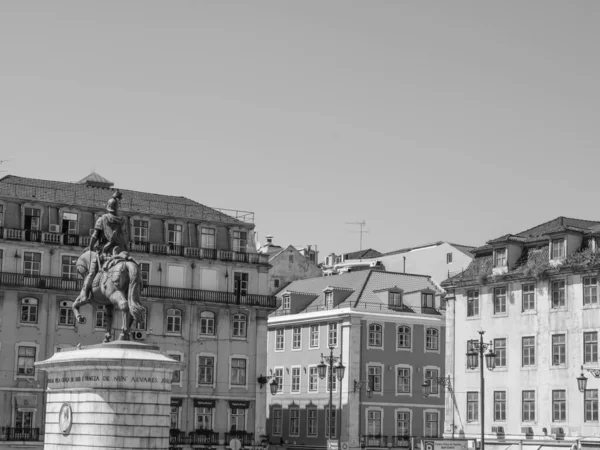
[101,251,137,272]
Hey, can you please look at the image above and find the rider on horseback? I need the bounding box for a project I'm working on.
[80,190,129,301]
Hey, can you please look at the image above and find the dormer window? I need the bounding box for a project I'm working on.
[325,291,333,308]
[422,293,435,309]
[283,295,291,310]
[493,248,507,267]
[551,238,566,259]
[389,292,402,307]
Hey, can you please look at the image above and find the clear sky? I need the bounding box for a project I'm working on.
[1,1,599,259]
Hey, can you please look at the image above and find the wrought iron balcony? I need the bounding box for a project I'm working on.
[225,431,254,446]
[2,427,40,441]
[189,430,220,445]
[0,271,277,308]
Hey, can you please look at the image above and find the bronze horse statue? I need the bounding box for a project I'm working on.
[72,250,145,340]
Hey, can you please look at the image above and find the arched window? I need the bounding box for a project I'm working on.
[232,314,247,337]
[397,326,411,349]
[167,308,182,334]
[20,297,39,324]
[426,328,439,350]
[200,311,215,336]
[369,324,382,347]
[58,300,75,326]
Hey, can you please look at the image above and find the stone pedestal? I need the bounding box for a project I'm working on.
[35,341,183,450]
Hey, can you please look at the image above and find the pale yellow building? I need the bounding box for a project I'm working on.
[442,217,600,450]
[0,173,276,449]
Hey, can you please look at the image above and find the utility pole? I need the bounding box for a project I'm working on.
[346,221,369,260]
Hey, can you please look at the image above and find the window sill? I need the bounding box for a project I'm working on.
[521,310,537,315]
[198,334,216,339]
[18,322,40,328]
[166,333,182,337]
[583,304,600,310]
[308,346,320,350]
[492,313,508,318]
[550,308,568,313]
[521,366,537,371]
[291,348,303,351]
[550,365,567,370]
[493,367,508,372]
[396,347,413,352]
[57,325,76,329]
[231,336,247,341]
[395,392,413,397]
[466,316,480,320]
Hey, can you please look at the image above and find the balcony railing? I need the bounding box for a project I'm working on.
[169,430,220,446]
[2,427,40,441]
[225,431,254,446]
[0,271,277,308]
[360,435,411,448]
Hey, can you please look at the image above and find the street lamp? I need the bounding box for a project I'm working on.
[421,375,451,398]
[465,330,496,450]
[318,346,345,447]
[257,374,279,396]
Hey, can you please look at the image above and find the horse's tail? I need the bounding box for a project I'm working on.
[126,261,144,325]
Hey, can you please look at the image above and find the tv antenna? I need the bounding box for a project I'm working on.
[346,220,370,257]
[0,158,12,173]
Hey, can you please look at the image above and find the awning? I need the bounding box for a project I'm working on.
[14,395,37,411]
[194,399,216,408]
[170,398,183,407]
[229,400,250,409]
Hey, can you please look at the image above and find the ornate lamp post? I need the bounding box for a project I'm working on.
[421,375,452,398]
[465,331,496,450]
[317,345,345,447]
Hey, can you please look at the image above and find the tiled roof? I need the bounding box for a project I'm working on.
[0,174,246,225]
[275,269,440,314]
[381,241,477,257]
[343,248,382,260]
[516,216,600,238]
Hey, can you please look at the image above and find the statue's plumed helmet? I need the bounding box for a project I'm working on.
[106,190,123,213]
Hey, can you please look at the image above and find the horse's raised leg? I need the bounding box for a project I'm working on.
[72,292,89,324]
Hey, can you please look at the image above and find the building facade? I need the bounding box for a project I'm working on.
[0,173,276,449]
[266,270,447,450]
[442,217,600,450]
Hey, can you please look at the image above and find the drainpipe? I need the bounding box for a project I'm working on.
[403,257,406,273]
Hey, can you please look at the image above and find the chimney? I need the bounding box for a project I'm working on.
[266,235,273,245]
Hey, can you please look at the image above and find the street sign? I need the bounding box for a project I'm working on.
[423,439,468,450]
[328,440,339,450]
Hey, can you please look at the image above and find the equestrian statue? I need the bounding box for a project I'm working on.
[72,190,145,341]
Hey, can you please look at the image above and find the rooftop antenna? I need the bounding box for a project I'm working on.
[346,220,370,261]
[0,158,12,173]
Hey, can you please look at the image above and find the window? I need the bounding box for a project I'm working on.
[396,411,410,437]
[135,307,148,331]
[552,280,566,308]
[325,291,333,308]
[328,323,338,347]
[272,408,282,435]
[0,249,3,271]
[231,358,247,386]
[552,334,566,366]
[24,207,40,230]
[23,252,41,276]
[282,295,290,310]
[467,340,479,368]
[522,284,535,311]
[522,337,536,366]
[61,255,78,280]
[424,412,439,437]
[201,227,215,249]
[467,291,479,317]
[197,356,215,385]
[230,408,246,432]
[234,272,248,299]
[424,368,439,395]
[584,276,598,306]
[467,392,479,422]
[292,327,301,349]
[425,328,439,350]
[95,305,108,329]
[232,314,247,337]
[494,391,506,421]
[552,238,566,259]
[327,366,337,392]
[275,329,284,351]
[493,287,507,314]
[325,407,337,437]
[61,212,78,234]
[169,354,181,384]
[289,254,294,264]
[199,311,215,336]
[273,278,280,288]
[0,204,3,226]
[389,292,403,307]
[369,324,382,347]
[196,407,212,430]
[447,252,453,264]
[522,391,535,421]
[133,220,148,243]
[494,248,507,267]
[308,366,318,392]
[274,368,283,393]
[494,338,506,368]
[368,365,381,392]
[585,390,599,422]
[397,326,411,349]
[15,410,33,429]
[233,230,247,253]
[367,410,382,442]
[289,408,300,436]
[291,367,300,392]
[307,408,318,436]
[552,390,566,422]
[166,308,182,334]
[58,300,75,326]
[585,332,598,364]
[422,293,434,308]
[20,297,38,324]
[140,263,150,288]
[310,325,319,348]
[397,367,411,394]
[167,223,182,245]
[17,346,36,376]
